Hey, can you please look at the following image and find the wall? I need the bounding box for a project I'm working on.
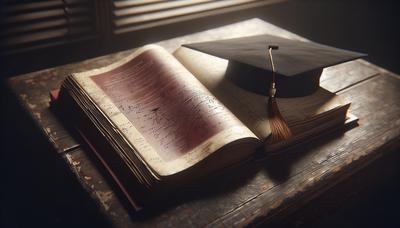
[257,0,400,74]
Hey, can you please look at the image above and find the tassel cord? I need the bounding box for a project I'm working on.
[265,45,292,147]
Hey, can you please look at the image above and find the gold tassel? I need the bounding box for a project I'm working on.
[264,45,292,146]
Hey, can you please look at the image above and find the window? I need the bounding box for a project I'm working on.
[0,0,280,76]
[112,0,275,34]
[0,0,98,55]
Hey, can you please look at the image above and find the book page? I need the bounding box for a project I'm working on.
[174,47,272,139]
[71,45,257,176]
[173,47,347,140]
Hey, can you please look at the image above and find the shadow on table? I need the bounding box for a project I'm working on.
[258,119,358,183]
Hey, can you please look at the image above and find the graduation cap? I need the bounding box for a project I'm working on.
[183,34,366,98]
[183,34,366,145]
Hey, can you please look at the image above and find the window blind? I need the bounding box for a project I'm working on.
[0,0,283,77]
[0,0,98,54]
[112,0,274,34]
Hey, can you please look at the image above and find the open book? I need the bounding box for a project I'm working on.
[53,45,352,209]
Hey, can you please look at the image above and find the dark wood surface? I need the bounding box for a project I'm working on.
[6,19,400,227]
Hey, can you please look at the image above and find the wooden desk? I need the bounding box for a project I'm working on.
[7,19,400,227]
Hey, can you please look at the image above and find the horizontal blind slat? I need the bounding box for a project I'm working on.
[1,1,64,14]
[114,0,217,17]
[1,9,66,24]
[1,6,90,25]
[0,19,68,37]
[0,28,69,47]
[0,24,94,47]
[114,0,168,8]
[1,0,90,14]
[0,16,92,37]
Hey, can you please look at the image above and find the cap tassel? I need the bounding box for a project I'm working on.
[265,45,292,146]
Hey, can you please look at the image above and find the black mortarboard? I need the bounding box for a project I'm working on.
[183,34,366,97]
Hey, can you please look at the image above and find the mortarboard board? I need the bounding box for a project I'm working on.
[183,34,366,97]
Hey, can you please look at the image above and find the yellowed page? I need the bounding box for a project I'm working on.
[71,45,257,176]
[174,47,272,139]
[173,47,346,139]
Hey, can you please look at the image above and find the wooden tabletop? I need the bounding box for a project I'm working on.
[7,18,400,227]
